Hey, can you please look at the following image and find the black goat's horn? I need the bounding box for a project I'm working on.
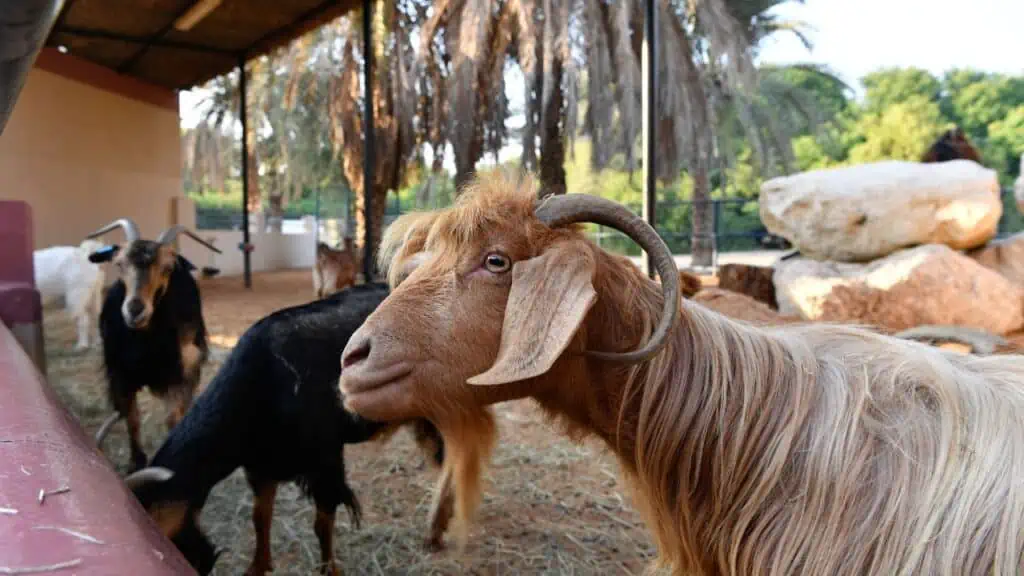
[94,412,121,446]
[158,225,222,254]
[123,466,175,491]
[86,218,140,243]
[534,193,680,364]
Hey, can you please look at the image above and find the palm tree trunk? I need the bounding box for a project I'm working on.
[246,150,261,214]
[352,183,388,254]
[539,57,566,196]
[690,159,714,267]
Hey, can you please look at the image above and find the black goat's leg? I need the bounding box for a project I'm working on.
[245,474,278,576]
[119,393,147,472]
[314,504,340,576]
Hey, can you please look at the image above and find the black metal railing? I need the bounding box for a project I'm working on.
[195,186,1021,254]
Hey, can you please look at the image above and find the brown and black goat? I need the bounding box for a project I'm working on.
[921,126,983,164]
[87,218,221,472]
[313,237,359,298]
[123,283,455,576]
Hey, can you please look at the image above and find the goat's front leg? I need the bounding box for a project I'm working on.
[165,340,202,429]
[74,312,91,350]
[163,381,196,431]
[245,474,278,576]
[314,504,340,576]
[116,392,147,472]
[425,464,455,552]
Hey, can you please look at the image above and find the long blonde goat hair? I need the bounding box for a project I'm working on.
[626,296,1024,575]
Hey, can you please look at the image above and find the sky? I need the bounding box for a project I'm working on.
[755,0,1024,90]
[178,0,1024,153]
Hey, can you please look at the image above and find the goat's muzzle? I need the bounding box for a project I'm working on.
[122,298,151,329]
[339,329,414,418]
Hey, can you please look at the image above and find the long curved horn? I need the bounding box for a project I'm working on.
[157,225,222,254]
[123,466,175,491]
[534,194,680,363]
[894,324,1009,355]
[86,218,140,243]
[94,412,121,446]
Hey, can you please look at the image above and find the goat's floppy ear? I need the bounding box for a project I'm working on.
[468,240,596,386]
[88,245,120,263]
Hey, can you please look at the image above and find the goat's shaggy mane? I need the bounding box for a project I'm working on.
[620,296,1024,573]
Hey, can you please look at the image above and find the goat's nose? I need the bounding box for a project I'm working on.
[126,299,145,318]
[342,335,371,369]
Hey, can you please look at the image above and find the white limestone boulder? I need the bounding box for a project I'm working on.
[968,231,1024,286]
[774,244,1024,335]
[760,160,1001,262]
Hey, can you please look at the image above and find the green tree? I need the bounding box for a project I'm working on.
[847,95,947,163]
[758,64,851,137]
[861,67,942,114]
[987,105,1024,183]
[941,71,1024,139]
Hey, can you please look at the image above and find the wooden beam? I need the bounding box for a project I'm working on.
[58,25,235,55]
[117,1,207,74]
[242,0,344,59]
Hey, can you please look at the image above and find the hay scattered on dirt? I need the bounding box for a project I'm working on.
[42,269,657,575]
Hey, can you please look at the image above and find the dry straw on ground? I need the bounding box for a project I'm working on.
[42,270,656,575]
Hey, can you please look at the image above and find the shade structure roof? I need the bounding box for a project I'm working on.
[45,0,360,90]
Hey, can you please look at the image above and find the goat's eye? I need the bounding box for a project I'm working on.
[484,252,511,274]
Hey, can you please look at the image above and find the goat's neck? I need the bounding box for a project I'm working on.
[537,261,805,572]
[532,252,676,465]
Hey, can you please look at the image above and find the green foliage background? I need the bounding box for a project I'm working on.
[190,66,1024,250]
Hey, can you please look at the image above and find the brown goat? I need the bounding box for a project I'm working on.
[313,238,359,299]
[340,171,1024,575]
[921,126,983,164]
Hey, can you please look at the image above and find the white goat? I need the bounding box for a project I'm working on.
[33,239,106,350]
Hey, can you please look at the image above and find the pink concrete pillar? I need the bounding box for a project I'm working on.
[0,200,45,373]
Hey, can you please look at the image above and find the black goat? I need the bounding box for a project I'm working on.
[87,218,221,471]
[123,283,448,576]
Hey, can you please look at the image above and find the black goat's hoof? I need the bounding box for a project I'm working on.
[423,536,446,553]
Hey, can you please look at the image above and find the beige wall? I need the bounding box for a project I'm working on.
[0,51,182,250]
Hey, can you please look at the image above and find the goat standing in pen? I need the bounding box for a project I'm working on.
[340,172,1024,575]
[313,237,359,298]
[122,283,463,576]
[88,218,221,472]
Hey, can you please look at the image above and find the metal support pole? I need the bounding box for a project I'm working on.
[238,58,252,289]
[641,0,658,279]
[361,0,376,282]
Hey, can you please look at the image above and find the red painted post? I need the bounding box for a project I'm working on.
[0,324,194,574]
[0,200,45,373]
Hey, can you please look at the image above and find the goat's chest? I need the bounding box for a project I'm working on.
[116,332,186,389]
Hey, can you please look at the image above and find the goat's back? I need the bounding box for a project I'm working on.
[143,283,393,504]
[671,305,1024,574]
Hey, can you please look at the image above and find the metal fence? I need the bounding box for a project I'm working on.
[195,186,1021,255]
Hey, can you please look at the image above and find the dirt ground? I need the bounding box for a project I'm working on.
[42,269,657,575]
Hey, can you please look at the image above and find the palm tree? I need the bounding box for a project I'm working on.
[182,0,833,268]
[416,0,830,263]
[324,3,418,252]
